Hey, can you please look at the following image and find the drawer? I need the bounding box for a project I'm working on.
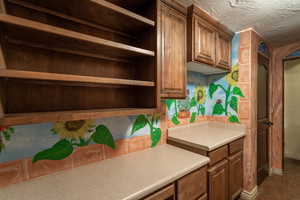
[198,193,208,200]
[229,138,244,155]
[209,145,228,166]
[144,184,175,200]
[177,166,207,200]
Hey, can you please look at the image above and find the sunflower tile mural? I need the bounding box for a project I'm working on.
[0,114,161,163]
[166,33,245,124]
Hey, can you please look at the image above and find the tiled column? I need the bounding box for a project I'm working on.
[238,30,257,195]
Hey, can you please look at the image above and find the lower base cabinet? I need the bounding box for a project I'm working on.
[208,160,228,200]
[167,138,244,200]
[229,151,243,200]
[143,166,207,200]
[177,167,207,200]
[144,184,175,200]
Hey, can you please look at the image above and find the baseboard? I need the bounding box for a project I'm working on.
[271,168,283,176]
[240,186,258,200]
[285,152,300,161]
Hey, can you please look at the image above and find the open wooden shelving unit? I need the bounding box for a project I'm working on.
[0,0,160,126]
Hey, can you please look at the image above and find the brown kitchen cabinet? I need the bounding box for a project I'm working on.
[144,184,175,200]
[159,0,187,99]
[143,166,207,200]
[167,137,244,200]
[208,160,229,200]
[229,139,244,200]
[177,167,207,200]
[192,15,216,65]
[216,31,232,70]
[187,5,233,74]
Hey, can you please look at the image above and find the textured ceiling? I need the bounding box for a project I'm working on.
[179,0,300,47]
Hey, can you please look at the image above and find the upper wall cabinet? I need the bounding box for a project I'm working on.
[187,5,233,75]
[193,15,216,66]
[216,31,232,69]
[159,0,187,99]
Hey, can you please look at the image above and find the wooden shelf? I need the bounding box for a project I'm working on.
[91,0,155,26]
[0,14,155,58]
[1,108,157,126]
[0,69,155,87]
[6,0,155,35]
[0,0,158,126]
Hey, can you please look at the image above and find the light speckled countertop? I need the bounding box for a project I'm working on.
[168,122,246,151]
[0,144,209,200]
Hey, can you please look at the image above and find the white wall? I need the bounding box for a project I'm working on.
[284,59,300,160]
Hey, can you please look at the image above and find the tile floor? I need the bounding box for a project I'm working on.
[256,158,300,200]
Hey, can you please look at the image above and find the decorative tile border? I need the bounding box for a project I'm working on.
[0,134,163,188]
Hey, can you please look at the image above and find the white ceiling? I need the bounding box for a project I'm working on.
[179,0,300,47]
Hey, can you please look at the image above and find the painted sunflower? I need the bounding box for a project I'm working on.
[226,65,239,86]
[53,120,94,139]
[195,86,206,104]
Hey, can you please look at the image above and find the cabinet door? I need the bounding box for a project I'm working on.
[144,184,175,200]
[193,15,216,65]
[160,3,186,99]
[208,160,228,200]
[229,151,243,200]
[177,167,207,200]
[216,32,231,70]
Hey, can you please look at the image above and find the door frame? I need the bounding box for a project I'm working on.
[270,42,300,173]
[257,53,271,184]
[282,56,300,169]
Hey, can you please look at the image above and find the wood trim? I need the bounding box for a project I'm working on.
[161,93,186,99]
[0,21,6,118]
[283,55,300,61]
[1,108,156,126]
[0,69,155,87]
[160,0,187,15]
[155,0,161,111]
[0,14,155,57]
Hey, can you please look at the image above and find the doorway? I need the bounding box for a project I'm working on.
[257,54,271,185]
[284,58,300,162]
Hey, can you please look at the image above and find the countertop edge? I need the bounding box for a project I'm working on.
[168,133,246,151]
[0,144,211,200]
[127,157,210,200]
